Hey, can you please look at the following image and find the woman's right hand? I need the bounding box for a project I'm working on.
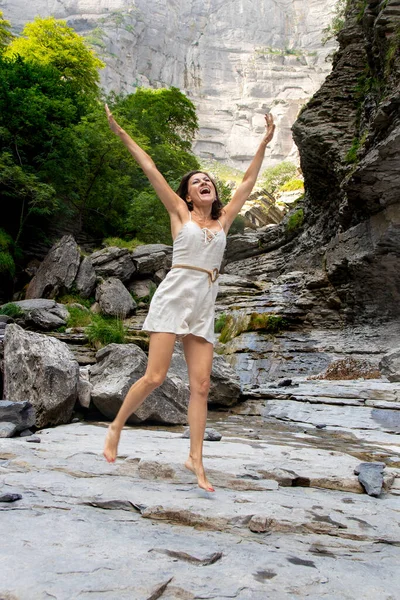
[105,103,123,136]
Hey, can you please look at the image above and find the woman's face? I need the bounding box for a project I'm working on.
[186,172,216,206]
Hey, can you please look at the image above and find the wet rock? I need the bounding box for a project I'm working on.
[3,324,79,428]
[95,277,136,318]
[90,344,189,424]
[354,462,385,497]
[25,235,81,299]
[0,400,35,433]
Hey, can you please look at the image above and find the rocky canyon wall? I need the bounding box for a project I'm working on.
[1,0,337,169]
[291,0,400,320]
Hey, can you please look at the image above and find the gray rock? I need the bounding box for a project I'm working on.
[132,251,168,276]
[182,427,222,441]
[128,279,154,299]
[379,348,400,382]
[90,344,189,425]
[3,324,79,428]
[0,422,18,438]
[0,400,35,432]
[74,256,97,299]
[26,436,41,443]
[95,277,136,318]
[354,462,385,497]
[78,369,93,409]
[90,247,136,282]
[0,315,14,323]
[19,429,33,437]
[25,235,81,299]
[5,299,69,331]
[0,493,22,502]
[277,378,293,387]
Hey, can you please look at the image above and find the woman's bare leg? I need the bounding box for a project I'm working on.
[103,332,176,462]
[182,334,215,492]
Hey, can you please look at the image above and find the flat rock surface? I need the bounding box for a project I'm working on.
[1,414,399,599]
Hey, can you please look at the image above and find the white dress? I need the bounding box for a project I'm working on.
[142,212,226,344]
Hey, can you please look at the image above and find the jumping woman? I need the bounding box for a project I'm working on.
[103,104,275,492]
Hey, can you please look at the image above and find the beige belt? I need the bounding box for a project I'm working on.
[171,264,220,285]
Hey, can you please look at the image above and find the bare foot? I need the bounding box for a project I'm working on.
[185,457,215,492]
[103,424,121,463]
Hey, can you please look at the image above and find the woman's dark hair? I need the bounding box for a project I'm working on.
[176,171,224,220]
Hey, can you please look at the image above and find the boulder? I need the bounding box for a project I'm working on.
[379,348,400,382]
[95,278,136,318]
[25,235,81,299]
[90,344,189,424]
[2,299,69,331]
[74,256,97,299]
[0,400,35,433]
[128,279,154,299]
[3,324,79,428]
[90,247,136,282]
[131,244,172,275]
[169,347,241,406]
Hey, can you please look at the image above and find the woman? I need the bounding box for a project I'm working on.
[103,104,275,492]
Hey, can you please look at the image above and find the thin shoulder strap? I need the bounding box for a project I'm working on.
[217,219,223,231]
[189,210,192,221]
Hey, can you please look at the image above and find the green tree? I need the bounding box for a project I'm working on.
[262,161,297,194]
[115,87,198,150]
[0,11,14,52]
[5,16,104,95]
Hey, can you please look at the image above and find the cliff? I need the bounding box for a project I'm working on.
[2,0,337,169]
[291,0,400,320]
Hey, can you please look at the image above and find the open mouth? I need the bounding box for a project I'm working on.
[200,186,211,195]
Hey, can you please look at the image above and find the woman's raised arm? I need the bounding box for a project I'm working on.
[105,104,185,217]
[223,114,275,231]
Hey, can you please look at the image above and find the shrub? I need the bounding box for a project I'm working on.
[57,293,94,309]
[286,208,304,233]
[0,302,23,318]
[262,162,297,194]
[214,313,227,333]
[66,305,92,328]
[248,313,287,333]
[86,314,127,348]
[103,237,143,251]
[279,179,304,192]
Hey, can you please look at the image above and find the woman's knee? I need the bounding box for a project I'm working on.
[191,377,211,397]
[142,370,166,389]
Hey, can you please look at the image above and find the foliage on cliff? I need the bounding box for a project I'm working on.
[0,13,200,288]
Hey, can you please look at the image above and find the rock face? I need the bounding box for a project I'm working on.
[2,0,337,169]
[3,324,79,428]
[291,0,400,320]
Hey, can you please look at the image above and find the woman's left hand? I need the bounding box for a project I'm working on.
[263,113,275,145]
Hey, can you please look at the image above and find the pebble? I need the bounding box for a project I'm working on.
[0,493,22,502]
[26,436,41,443]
